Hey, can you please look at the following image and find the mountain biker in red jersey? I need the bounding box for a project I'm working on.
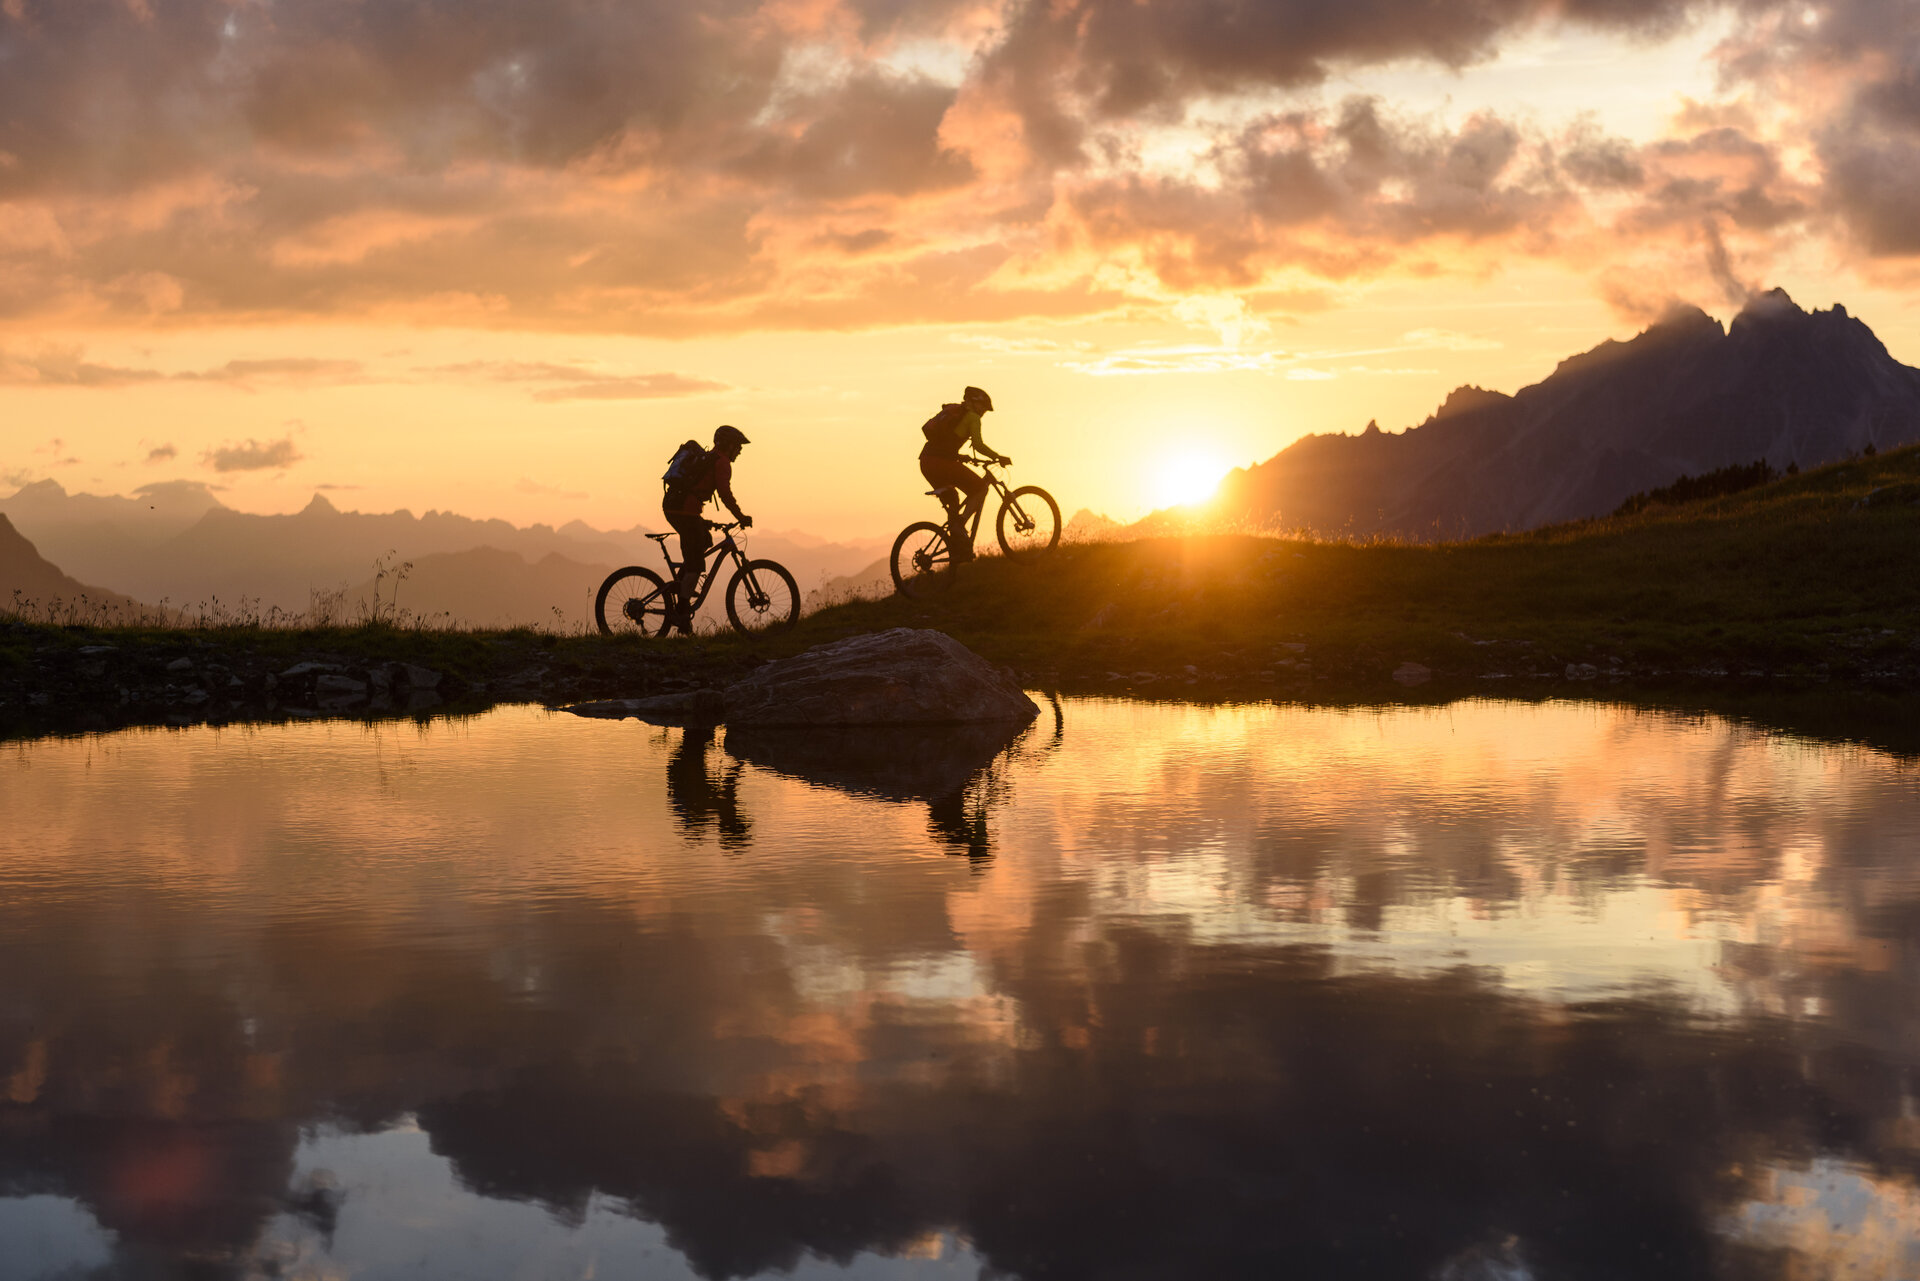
[919,386,1009,562]
[663,425,752,628]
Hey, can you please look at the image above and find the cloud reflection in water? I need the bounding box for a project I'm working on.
[2,699,1919,1277]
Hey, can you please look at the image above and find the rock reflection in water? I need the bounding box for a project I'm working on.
[723,718,1036,858]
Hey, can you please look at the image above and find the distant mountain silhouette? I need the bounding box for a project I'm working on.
[1211,289,1920,539]
[804,555,892,612]
[0,483,885,623]
[344,546,614,629]
[0,514,146,617]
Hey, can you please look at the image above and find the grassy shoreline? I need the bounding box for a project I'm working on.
[5,445,1918,741]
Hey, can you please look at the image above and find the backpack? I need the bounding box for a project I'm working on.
[920,402,966,444]
[662,440,710,496]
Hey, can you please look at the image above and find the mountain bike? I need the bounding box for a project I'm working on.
[595,521,799,636]
[890,456,1060,599]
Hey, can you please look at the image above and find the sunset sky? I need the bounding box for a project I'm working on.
[3,0,1918,540]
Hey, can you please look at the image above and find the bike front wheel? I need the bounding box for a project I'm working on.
[996,485,1061,558]
[891,521,956,599]
[595,566,675,637]
[726,559,800,633]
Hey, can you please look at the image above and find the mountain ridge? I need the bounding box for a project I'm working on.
[0,513,147,617]
[1208,289,1920,539]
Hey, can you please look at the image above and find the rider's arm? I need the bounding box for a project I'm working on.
[712,455,750,524]
[961,409,1010,464]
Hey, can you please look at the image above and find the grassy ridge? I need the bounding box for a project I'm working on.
[796,442,1920,689]
[3,444,1918,742]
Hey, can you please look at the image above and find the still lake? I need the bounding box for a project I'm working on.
[3,698,1920,1280]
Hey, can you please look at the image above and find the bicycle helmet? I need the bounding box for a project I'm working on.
[713,424,750,447]
[962,386,993,412]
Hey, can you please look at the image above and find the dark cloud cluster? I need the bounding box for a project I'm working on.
[981,0,1707,155]
[0,0,1911,330]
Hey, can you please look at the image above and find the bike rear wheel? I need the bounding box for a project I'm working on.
[595,566,675,637]
[996,485,1061,557]
[891,521,956,598]
[726,559,800,632]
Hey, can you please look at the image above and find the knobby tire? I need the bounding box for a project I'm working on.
[891,521,955,599]
[996,485,1061,558]
[725,559,800,633]
[595,566,675,637]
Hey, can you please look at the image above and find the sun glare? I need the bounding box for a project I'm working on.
[1152,452,1230,510]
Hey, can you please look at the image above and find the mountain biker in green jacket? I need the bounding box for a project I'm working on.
[663,424,752,627]
[919,386,1009,561]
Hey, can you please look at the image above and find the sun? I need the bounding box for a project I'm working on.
[1151,451,1230,510]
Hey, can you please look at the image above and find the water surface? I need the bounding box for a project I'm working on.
[3,699,1920,1279]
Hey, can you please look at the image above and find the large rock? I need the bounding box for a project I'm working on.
[722,628,1038,726]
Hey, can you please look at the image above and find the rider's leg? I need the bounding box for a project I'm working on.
[952,471,989,560]
[920,457,972,558]
[666,514,711,625]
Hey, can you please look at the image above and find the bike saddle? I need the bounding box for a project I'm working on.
[925,486,957,497]
[645,532,673,543]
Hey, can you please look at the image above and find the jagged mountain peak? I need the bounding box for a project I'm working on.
[1549,305,1721,383]
[1733,286,1802,324]
[1214,296,1920,540]
[1431,385,1511,422]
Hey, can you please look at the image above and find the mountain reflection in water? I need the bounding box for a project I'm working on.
[3,700,1920,1279]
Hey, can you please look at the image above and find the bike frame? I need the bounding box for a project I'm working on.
[657,523,746,609]
[935,456,1016,534]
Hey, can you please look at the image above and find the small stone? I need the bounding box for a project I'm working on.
[281,661,340,678]
[315,673,368,695]
[1392,662,1431,686]
[166,657,194,672]
[77,646,116,655]
[1182,665,1199,676]
[1566,663,1598,680]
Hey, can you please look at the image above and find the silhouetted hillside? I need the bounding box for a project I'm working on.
[1213,290,1920,538]
[0,514,146,617]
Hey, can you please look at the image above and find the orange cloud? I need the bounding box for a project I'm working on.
[0,0,1910,336]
